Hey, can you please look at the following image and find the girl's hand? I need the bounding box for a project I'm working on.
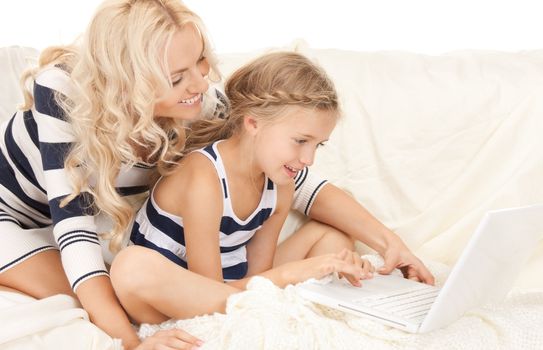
[378,240,435,285]
[279,248,371,286]
[336,249,374,286]
[134,329,203,350]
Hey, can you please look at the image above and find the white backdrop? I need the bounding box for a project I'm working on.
[0,0,542,54]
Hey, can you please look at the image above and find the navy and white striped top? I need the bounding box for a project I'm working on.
[130,141,277,280]
[0,67,152,291]
[0,65,328,291]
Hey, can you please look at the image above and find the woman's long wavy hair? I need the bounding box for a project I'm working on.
[185,52,341,154]
[19,0,219,252]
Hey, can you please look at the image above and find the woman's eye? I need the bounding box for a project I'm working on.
[294,139,307,145]
[317,142,326,148]
[172,76,183,85]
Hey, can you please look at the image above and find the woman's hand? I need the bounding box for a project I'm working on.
[134,329,203,350]
[278,248,373,286]
[378,240,435,285]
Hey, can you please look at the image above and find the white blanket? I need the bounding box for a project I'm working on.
[1,44,543,349]
[0,291,121,350]
[138,259,543,349]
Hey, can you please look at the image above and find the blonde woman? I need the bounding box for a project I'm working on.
[0,1,231,348]
[0,0,432,349]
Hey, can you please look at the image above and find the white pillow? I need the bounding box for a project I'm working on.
[0,46,39,122]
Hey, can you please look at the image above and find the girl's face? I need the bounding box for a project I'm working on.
[250,107,337,185]
[154,23,210,121]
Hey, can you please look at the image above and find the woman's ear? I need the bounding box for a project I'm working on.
[243,115,259,135]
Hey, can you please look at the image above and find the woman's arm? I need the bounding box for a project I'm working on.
[33,69,201,349]
[76,276,141,349]
[78,276,203,350]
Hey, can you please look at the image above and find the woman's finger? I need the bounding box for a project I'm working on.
[154,339,190,350]
[171,329,203,346]
[153,329,203,349]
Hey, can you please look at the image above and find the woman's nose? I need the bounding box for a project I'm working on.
[187,69,209,94]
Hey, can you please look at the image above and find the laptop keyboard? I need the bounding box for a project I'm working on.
[351,284,440,323]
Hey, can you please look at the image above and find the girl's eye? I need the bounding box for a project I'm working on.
[294,139,307,145]
[317,142,326,148]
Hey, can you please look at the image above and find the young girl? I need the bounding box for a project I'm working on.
[112,52,375,324]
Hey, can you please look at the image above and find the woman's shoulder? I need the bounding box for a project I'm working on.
[33,65,74,98]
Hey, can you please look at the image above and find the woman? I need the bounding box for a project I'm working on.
[0,0,432,349]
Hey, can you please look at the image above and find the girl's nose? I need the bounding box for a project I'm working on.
[299,148,316,167]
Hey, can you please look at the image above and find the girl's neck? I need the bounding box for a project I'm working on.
[218,135,264,185]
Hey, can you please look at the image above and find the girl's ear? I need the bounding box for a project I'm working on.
[243,115,259,135]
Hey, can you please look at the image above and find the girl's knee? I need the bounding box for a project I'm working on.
[110,245,155,294]
[306,220,353,244]
[323,227,354,247]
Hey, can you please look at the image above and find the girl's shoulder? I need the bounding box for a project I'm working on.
[153,151,222,216]
[179,150,217,174]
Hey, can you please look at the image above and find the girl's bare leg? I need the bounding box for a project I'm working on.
[274,220,355,267]
[110,245,241,325]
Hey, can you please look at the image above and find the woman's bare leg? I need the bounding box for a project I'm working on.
[110,245,241,325]
[274,220,355,267]
[0,249,75,299]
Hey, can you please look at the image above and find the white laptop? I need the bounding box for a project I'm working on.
[296,204,543,333]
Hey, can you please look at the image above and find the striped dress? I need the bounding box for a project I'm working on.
[130,141,277,280]
[0,65,328,291]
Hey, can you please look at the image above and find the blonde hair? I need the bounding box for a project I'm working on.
[185,52,340,153]
[20,0,219,252]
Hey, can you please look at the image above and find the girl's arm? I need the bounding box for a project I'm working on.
[242,183,294,278]
[307,182,435,285]
[227,183,369,289]
[228,249,369,289]
[164,153,227,282]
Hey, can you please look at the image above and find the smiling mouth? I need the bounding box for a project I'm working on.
[179,93,202,105]
[284,165,300,177]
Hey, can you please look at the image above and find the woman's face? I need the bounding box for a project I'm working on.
[154,23,210,121]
